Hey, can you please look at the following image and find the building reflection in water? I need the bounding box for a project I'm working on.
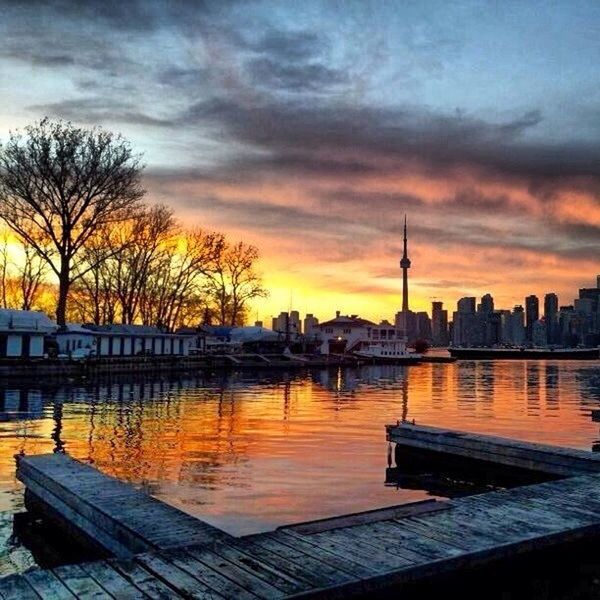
[0,361,598,540]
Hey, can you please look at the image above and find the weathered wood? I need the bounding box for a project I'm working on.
[135,553,221,599]
[108,558,180,599]
[23,569,76,599]
[17,453,230,558]
[10,426,600,599]
[0,574,39,600]
[52,564,111,599]
[282,499,450,534]
[79,560,148,599]
[387,422,600,476]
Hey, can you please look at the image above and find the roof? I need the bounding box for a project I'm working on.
[59,323,195,337]
[319,315,377,328]
[0,310,56,333]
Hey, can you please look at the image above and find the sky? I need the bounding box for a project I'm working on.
[0,0,599,323]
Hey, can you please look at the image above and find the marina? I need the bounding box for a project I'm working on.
[5,419,600,597]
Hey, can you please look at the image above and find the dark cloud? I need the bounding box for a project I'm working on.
[247,58,349,93]
[28,98,173,128]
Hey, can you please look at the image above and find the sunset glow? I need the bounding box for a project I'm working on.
[1,1,599,323]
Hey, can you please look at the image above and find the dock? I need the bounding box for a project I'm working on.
[5,424,600,598]
[386,422,600,477]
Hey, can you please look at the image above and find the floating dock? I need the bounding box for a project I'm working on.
[5,424,600,598]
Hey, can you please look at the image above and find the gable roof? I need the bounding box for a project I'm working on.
[319,315,377,328]
[0,310,56,333]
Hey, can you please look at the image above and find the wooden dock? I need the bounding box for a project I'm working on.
[387,421,600,477]
[5,425,600,598]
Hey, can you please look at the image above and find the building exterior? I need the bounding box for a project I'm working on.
[304,314,319,337]
[525,295,539,342]
[416,312,432,340]
[0,310,56,358]
[290,311,301,334]
[501,305,525,345]
[431,301,449,346]
[452,298,480,346]
[478,293,494,314]
[532,319,547,347]
[544,293,559,345]
[318,312,376,354]
[57,324,195,358]
[317,312,409,355]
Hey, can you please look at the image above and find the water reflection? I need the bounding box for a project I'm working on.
[0,361,598,575]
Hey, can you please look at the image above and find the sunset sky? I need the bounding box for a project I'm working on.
[1,1,599,323]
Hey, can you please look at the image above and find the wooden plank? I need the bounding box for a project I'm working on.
[284,529,411,573]
[135,553,223,599]
[351,520,464,561]
[282,499,450,534]
[164,548,261,600]
[23,569,76,599]
[0,574,39,600]
[108,558,181,599]
[17,454,229,558]
[387,423,600,476]
[52,564,111,599]
[187,543,301,598]
[80,560,148,599]
[271,531,379,579]
[239,536,356,588]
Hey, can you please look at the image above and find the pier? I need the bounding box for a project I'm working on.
[5,425,600,598]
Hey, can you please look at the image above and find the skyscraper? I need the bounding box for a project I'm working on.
[525,295,539,342]
[544,293,559,345]
[431,301,449,346]
[478,294,494,314]
[400,215,411,312]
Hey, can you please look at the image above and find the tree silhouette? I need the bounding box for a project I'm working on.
[0,119,144,325]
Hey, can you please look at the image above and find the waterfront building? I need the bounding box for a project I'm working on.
[317,312,410,355]
[0,309,56,358]
[478,293,494,314]
[532,318,547,347]
[501,305,525,345]
[303,314,319,336]
[416,312,432,341]
[525,295,539,342]
[272,311,301,335]
[578,275,600,314]
[457,297,476,313]
[431,301,449,346]
[318,312,376,354]
[290,310,302,334]
[57,324,195,358]
[452,298,481,346]
[544,293,559,345]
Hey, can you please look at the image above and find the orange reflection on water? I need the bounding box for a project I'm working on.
[0,362,598,537]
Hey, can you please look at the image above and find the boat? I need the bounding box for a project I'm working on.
[448,346,599,360]
[354,340,422,364]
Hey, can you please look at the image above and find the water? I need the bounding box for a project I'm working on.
[0,360,599,576]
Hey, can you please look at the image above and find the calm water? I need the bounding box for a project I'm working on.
[0,360,599,575]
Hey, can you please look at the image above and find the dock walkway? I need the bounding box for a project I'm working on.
[4,424,600,598]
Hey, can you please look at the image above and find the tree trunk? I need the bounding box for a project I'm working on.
[56,257,70,327]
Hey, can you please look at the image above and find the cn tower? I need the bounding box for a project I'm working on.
[400,215,411,312]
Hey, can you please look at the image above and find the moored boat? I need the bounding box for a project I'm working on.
[448,346,599,360]
[354,340,422,364]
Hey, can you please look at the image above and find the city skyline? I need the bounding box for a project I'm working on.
[1,1,599,322]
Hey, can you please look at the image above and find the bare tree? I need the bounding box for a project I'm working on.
[19,239,48,310]
[205,241,267,326]
[0,118,145,325]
